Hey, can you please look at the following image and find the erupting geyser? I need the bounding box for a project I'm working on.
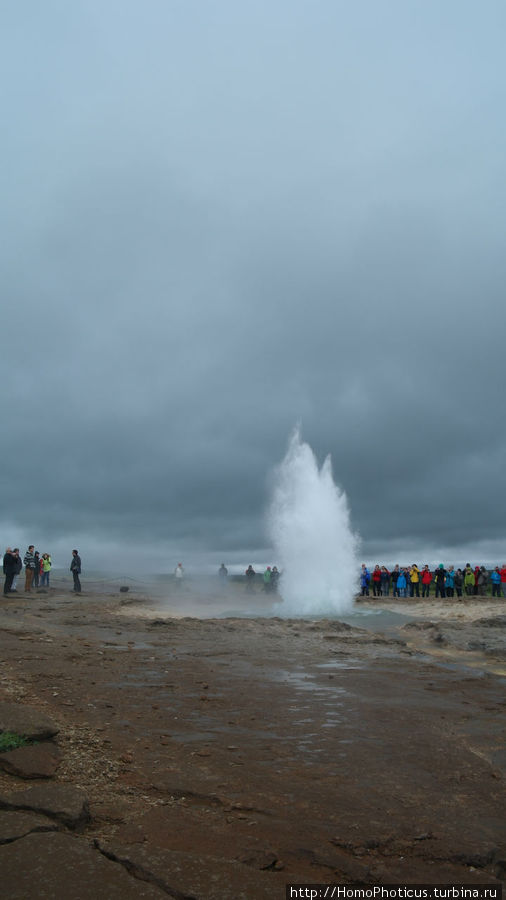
[268,429,359,615]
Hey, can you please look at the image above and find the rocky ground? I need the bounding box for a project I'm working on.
[0,580,504,898]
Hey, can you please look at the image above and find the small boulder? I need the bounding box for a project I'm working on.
[0,703,59,741]
[0,784,90,830]
[0,743,62,779]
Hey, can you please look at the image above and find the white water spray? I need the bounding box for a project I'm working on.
[268,429,359,615]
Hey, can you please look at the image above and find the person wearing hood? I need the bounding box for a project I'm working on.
[360,565,370,596]
[434,564,446,599]
[245,565,256,592]
[464,565,475,596]
[445,566,455,598]
[396,568,407,598]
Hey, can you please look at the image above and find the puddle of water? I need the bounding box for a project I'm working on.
[275,668,348,695]
[317,659,363,671]
[338,609,415,632]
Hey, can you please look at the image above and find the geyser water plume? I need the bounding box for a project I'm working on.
[268,429,359,615]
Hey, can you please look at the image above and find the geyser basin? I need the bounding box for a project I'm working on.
[268,429,359,616]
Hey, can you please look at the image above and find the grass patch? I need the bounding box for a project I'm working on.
[0,731,35,753]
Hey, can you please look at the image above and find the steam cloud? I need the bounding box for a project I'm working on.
[268,429,359,615]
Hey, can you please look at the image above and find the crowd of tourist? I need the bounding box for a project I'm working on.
[360,564,506,599]
[1,546,53,596]
[243,564,280,592]
[3,546,82,596]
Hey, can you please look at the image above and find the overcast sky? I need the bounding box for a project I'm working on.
[2,1,506,572]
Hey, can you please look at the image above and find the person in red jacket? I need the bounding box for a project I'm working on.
[421,565,432,598]
[500,564,506,599]
[371,565,382,597]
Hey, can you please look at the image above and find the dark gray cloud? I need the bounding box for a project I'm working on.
[2,1,506,570]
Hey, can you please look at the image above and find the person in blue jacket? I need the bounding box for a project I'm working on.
[490,567,501,597]
[360,565,370,596]
[445,566,455,598]
[397,568,407,598]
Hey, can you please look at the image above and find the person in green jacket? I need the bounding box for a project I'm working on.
[464,565,475,596]
[40,553,51,588]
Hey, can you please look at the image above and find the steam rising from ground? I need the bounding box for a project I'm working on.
[268,430,359,615]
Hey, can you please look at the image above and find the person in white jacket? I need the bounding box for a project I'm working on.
[174,562,184,586]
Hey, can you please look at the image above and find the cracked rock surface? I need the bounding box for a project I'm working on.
[0,832,166,898]
[0,581,504,896]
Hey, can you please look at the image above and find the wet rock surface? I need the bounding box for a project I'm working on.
[402,614,506,659]
[0,583,504,896]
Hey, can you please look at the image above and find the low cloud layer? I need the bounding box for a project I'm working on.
[2,2,506,571]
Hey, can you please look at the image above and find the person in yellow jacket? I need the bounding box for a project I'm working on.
[409,564,420,598]
[40,553,52,588]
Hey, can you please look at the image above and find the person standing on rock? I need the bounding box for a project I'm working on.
[70,549,82,593]
[23,545,36,592]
